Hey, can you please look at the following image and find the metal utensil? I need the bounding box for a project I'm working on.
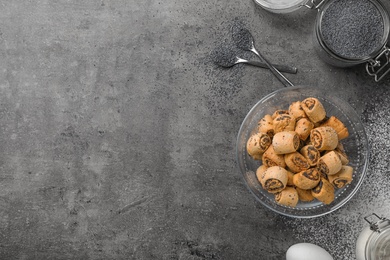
[232,24,295,87]
[215,54,297,74]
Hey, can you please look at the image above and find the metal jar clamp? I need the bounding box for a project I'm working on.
[366,47,390,82]
[356,213,390,260]
[303,0,327,9]
[364,213,390,233]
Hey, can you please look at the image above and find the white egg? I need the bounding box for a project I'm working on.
[286,243,334,260]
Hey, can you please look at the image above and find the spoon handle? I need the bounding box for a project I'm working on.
[251,47,295,87]
[244,60,297,74]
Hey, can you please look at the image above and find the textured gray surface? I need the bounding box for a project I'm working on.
[1,0,390,259]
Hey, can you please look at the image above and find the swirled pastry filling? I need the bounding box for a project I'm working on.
[302,168,320,181]
[265,179,284,192]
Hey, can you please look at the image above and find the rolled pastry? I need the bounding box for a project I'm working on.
[272,110,289,119]
[273,114,296,134]
[295,118,314,141]
[318,169,329,180]
[301,97,326,123]
[293,168,321,190]
[296,187,315,202]
[300,145,320,166]
[262,145,286,168]
[286,170,295,186]
[272,131,300,154]
[311,178,335,205]
[256,165,268,188]
[275,186,299,207]
[246,132,272,160]
[317,151,342,176]
[335,143,349,165]
[298,139,306,151]
[328,165,353,188]
[284,152,310,173]
[310,126,338,151]
[289,101,307,120]
[257,114,274,138]
[319,116,349,140]
[262,166,288,193]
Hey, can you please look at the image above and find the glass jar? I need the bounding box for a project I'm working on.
[356,213,390,260]
[252,0,310,13]
[253,0,390,81]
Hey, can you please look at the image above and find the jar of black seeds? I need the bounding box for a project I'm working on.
[254,0,390,81]
[314,0,390,75]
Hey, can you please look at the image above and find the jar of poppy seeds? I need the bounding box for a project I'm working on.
[253,0,390,81]
[356,213,390,260]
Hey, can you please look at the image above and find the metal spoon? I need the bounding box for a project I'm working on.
[217,55,297,74]
[211,44,297,74]
[232,24,295,87]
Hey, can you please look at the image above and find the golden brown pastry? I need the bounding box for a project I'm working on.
[318,169,329,180]
[246,132,272,160]
[256,165,268,188]
[289,101,307,120]
[310,126,338,151]
[272,131,300,154]
[262,166,288,194]
[257,114,274,138]
[286,170,295,186]
[262,145,286,168]
[246,96,353,206]
[293,168,321,190]
[335,143,349,165]
[296,187,315,202]
[317,151,342,176]
[311,178,335,205]
[298,139,307,151]
[328,165,353,188]
[275,186,299,207]
[284,152,310,173]
[300,145,320,166]
[319,116,349,140]
[272,110,289,119]
[273,114,296,133]
[301,97,326,123]
[295,118,314,141]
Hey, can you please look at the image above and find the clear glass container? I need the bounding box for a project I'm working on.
[356,213,390,260]
[236,86,369,218]
[253,0,390,81]
[313,0,390,66]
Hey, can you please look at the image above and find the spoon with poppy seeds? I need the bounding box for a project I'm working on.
[232,24,295,87]
[212,44,297,74]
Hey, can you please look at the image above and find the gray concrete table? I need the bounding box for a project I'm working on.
[1,1,390,259]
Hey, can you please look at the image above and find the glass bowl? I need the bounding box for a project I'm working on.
[236,86,369,218]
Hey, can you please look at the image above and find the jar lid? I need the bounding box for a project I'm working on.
[364,214,390,260]
[253,0,309,13]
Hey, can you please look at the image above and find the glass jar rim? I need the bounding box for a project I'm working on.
[253,0,309,13]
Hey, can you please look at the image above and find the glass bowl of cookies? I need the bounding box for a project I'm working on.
[236,86,369,218]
